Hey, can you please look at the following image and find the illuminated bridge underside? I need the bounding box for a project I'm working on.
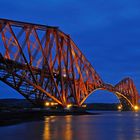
[0,19,139,109]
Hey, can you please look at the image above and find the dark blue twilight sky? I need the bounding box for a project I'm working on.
[0,0,140,103]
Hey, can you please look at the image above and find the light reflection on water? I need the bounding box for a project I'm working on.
[0,112,140,140]
[43,116,72,140]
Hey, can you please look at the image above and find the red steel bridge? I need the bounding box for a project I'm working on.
[0,18,139,110]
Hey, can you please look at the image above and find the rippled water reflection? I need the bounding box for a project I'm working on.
[0,111,140,140]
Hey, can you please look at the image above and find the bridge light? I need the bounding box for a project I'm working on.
[53,102,58,105]
[66,104,72,109]
[45,102,50,106]
[82,104,87,108]
[50,102,54,106]
[63,73,67,77]
[134,105,139,111]
[118,105,122,110]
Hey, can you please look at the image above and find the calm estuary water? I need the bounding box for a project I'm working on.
[0,111,140,140]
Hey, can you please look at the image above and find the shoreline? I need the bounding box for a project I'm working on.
[0,110,100,126]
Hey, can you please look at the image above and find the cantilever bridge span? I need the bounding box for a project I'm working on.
[0,19,139,110]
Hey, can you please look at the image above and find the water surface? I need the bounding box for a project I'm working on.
[0,111,140,140]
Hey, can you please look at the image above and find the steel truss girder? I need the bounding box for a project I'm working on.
[0,18,139,108]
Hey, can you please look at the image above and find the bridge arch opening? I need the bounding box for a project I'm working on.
[85,90,120,104]
[83,89,134,111]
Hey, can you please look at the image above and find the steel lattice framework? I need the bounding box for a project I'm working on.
[0,19,139,109]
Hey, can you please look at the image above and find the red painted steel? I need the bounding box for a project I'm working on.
[0,18,139,109]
